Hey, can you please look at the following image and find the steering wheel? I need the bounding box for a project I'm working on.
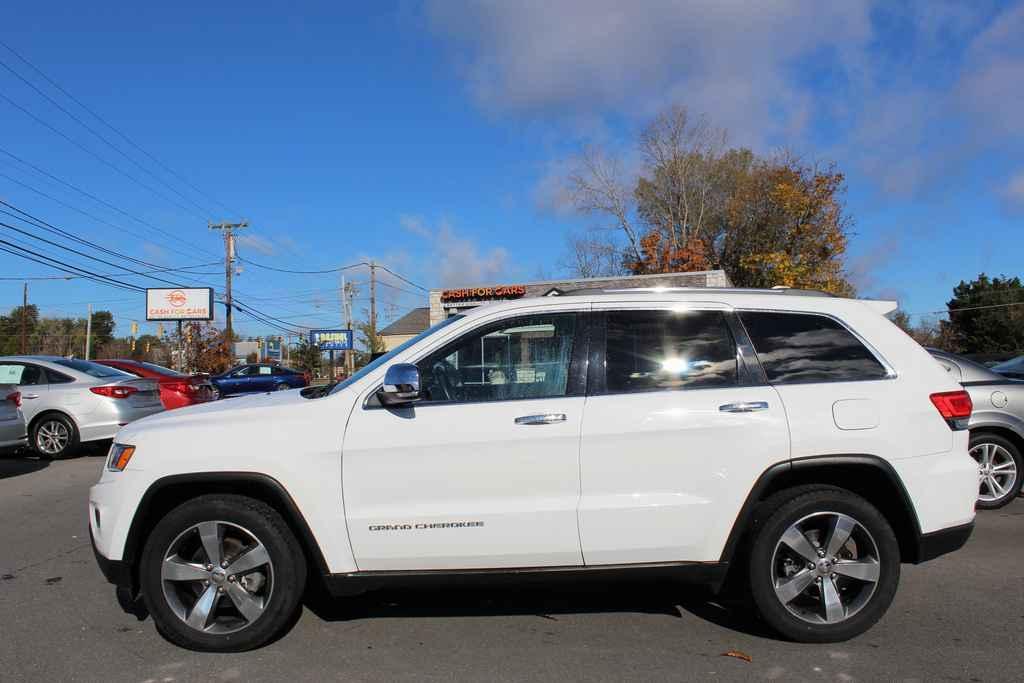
[431,360,464,402]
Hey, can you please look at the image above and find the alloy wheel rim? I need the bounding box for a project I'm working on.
[37,420,69,454]
[770,511,881,625]
[970,442,1018,503]
[161,520,274,635]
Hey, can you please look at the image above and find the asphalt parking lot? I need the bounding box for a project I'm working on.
[1,453,1022,682]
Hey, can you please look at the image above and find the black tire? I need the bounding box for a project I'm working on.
[969,432,1023,510]
[30,413,80,460]
[747,486,900,643]
[140,494,306,652]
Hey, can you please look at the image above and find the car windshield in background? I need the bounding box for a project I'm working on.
[54,358,134,378]
[326,315,465,397]
[138,361,185,377]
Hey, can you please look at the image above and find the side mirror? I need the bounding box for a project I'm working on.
[378,363,421,406]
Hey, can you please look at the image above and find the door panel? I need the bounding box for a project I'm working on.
[579,385,788,564]
[578,307,790,564]
[343,397,585,570]
[343,310,586,571]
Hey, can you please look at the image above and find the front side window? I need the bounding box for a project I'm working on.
[604,310,738,393]
[416,313,577,403]
[740,311,888,384]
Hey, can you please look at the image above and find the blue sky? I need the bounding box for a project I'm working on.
[1,1,1022,339]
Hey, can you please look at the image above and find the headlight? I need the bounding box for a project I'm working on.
[106,443,136,472]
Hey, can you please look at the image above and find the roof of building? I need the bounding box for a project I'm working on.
[379,307,430,336]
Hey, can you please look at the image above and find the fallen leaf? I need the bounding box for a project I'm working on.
[721,650,752,663]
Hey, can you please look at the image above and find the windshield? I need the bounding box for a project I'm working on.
[54,358,134,378]
[326,315,464,396]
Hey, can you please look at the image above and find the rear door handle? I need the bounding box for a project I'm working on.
[21,393,39,399]
[719,401,769,413]
[515,413,567,425]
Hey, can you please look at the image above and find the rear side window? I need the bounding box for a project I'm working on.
[740,311,888,384]
[605,310,738,393]
[53,358,130,378]
[45,368,75,384]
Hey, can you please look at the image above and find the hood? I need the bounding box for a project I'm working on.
[117,387,310,440]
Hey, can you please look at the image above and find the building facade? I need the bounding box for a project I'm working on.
[427,270,730,326]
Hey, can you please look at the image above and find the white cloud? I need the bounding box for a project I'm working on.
[236,233,278,256]
[1002,170,1024,211]
[401,215,512,286]
[426,0,872,148]
[426,1,1024,198]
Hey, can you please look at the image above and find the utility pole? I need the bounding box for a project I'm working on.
[369,260,378,350]
[84,304,92,360]
[209,220,248,344]
[341,274,355,375]
[20,282,27,354]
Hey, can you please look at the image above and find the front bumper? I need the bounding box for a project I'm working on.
[90,525,132,588]
[916,521,974,563]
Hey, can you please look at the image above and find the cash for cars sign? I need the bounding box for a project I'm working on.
[309,329,353,351]
[146,288,215,321]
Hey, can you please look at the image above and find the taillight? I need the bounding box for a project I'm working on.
[163,381,192,394]
[930,390,972,430]
[5,391,20,408]
[90,385,139,399]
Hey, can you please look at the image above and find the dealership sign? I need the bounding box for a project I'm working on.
[309,329,353,351]
[146,288,215,321]
[440,284,526,302]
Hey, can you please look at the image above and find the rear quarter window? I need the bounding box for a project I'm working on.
[740,311,889,384]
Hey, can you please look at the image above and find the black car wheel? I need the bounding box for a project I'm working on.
[969,432,1022,509]
[140,494,307,652]
[748,486,900,643]
[31,413,80,460]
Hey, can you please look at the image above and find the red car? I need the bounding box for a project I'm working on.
[94,360,218,410]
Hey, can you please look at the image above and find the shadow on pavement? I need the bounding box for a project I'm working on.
[303,580,776,639]
[0,452,50,480]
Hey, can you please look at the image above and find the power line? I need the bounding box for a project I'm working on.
[0,90,211,222]
[236,256,368,274]
[374,264,427,291]
[0,38,241,218]
[0,55,217,218]
[918,301,1024,316]
[0,146,220,260]
[0,201,214,285]
[0,238,146,293]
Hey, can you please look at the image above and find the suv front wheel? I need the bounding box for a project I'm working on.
[747,487,900,643]
[140,494,307,652]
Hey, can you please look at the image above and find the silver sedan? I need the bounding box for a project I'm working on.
[0,383,27,452]
[0,356,164,459]
[930,349,1024,508]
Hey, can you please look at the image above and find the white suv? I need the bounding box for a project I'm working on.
[89,288,978,651]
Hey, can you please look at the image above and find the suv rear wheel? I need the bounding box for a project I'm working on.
[140,494,306,652]
[747,487,900,643]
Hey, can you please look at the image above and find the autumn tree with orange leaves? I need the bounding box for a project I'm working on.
[563,105,855,296]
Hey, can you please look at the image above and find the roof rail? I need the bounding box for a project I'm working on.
[563,286,837,298]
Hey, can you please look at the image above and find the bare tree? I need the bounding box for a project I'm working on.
[564,145,643,271]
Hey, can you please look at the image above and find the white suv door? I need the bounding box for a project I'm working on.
[578,304,790,564]
[342,311,587,570]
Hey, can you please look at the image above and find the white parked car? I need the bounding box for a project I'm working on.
[89,288,978,651]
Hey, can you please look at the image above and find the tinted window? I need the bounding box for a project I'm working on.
[740,311,888,384]
[605,310,738,393]
[417,314,576,403]
[53,358,131,378]
[0,363,43,386]
[45,368,75,384]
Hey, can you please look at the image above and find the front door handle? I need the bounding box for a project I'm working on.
[719,401,769,413]
[515,413,567,425]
